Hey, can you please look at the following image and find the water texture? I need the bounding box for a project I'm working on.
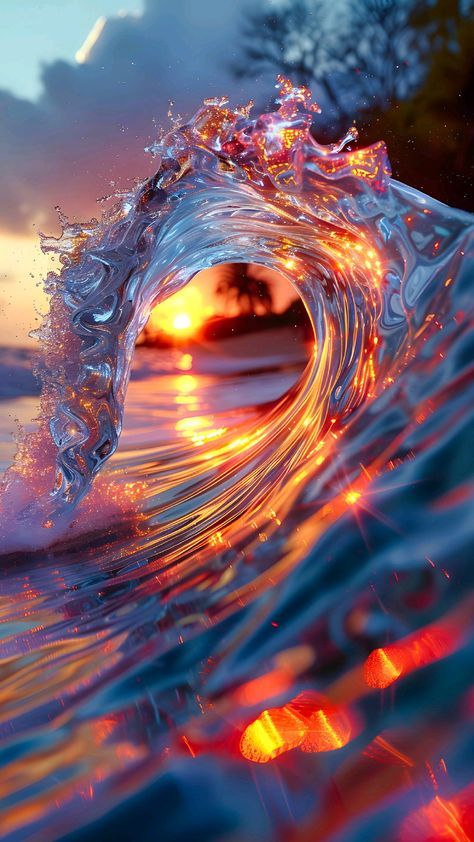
[0,80,473,841]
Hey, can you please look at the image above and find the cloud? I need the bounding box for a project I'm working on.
[0,0,272,234]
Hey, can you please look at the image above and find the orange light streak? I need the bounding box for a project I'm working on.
[401,785,474,842]
[235,669,293,707]
[239,692,353,763]
[300,707,352,753]
[364,622,461,689]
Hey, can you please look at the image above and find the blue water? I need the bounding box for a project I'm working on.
[0,81,473,840]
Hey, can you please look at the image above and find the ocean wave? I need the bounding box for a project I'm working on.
[0,79,473,841]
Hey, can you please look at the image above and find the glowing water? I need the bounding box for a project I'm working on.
[0,80,473,840]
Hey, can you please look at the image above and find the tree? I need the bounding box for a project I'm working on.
[366,0,474,208]
[232,0,350,119]
[233,0,437,120]
[343,0,427,110]
[232,0,473,208]
[215,264,274,316]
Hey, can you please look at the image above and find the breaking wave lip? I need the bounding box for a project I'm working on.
[0,78,473,841]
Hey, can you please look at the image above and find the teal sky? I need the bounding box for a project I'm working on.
[0,0,144,100]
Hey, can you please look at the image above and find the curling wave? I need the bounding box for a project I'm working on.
[0,80,473,841]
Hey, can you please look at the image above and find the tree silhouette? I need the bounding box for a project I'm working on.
[232,0,445,119]
[343,0,429,110]
[215,264,274,316]
[366,0,474,208]
[232,0,349,119]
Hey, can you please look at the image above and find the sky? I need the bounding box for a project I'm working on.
[0,0,284,346]
[0,1,144,100]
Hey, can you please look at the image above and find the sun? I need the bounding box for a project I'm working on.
[173,312,193,332]
[145,284,214,341]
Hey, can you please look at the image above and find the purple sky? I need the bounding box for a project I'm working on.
[0,0,325,345]
[0,0,280,235]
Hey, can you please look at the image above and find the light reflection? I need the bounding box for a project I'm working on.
[401,787,474,841]
[177,353,193,371]
[239,692,353,763]
[175,374,198,393]
[364,620,462,689]
[0,73,470,842]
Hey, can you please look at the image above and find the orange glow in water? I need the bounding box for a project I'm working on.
[300,707,352,753]
[236,669,292,708]
[345,490,361,505]
[401,786,474,841]
[239,706,306,763]
[239,693,353,763]
[364,647,403,688]
[364,622,460,689]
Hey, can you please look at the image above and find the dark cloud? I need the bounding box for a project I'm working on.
[0,0,270,234]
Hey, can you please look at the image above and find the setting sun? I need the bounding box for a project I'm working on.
[145,284,214,341]
[173,313,193,332]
